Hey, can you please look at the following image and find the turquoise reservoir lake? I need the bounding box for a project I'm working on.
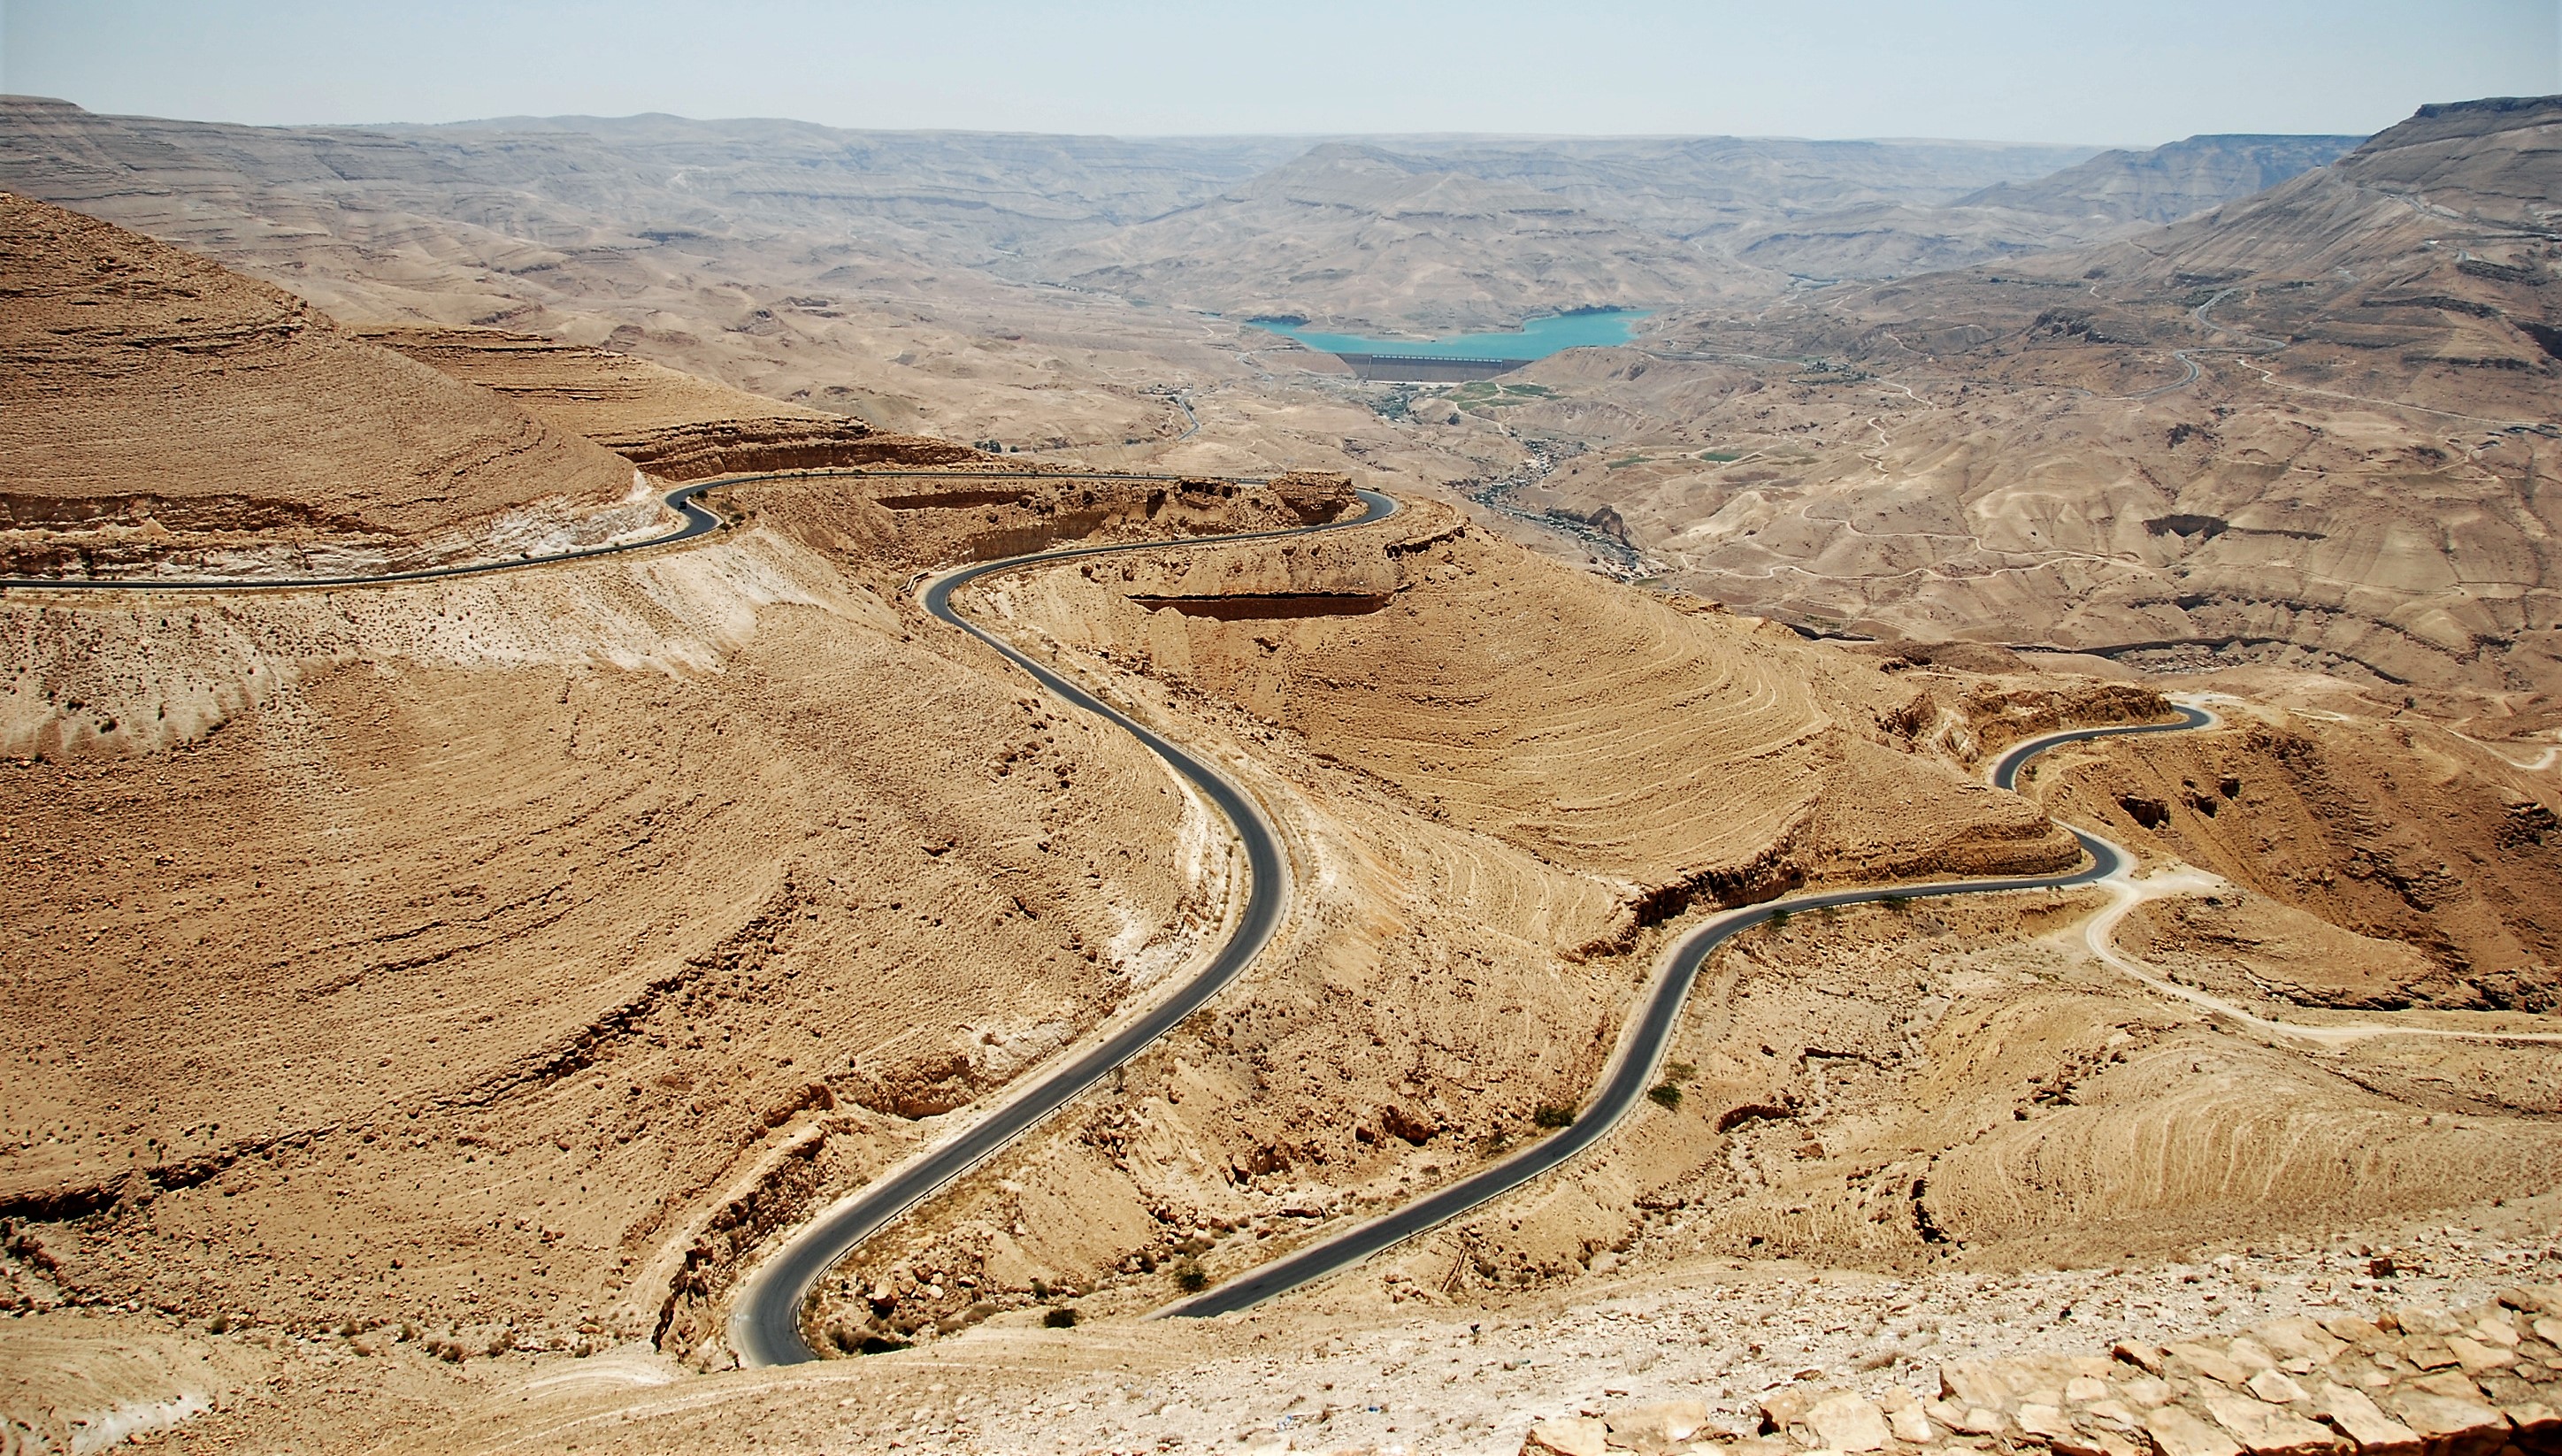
[1248,308,1648,361]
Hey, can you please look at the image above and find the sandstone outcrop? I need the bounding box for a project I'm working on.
[0,194,633,557]
[1530,1293,2562,1456]
[360,325,988,479]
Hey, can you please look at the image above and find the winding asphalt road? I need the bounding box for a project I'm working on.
[7,471,2213,1351]
[727,486,1402,1368]
[0,460,1384,1357]
[0,481,730,592]
[0,467,1294,593]
[1159,702,2215,1319]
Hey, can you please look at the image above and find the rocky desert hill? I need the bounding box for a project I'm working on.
[1014,135,2103,332]
[1729,133,2363,280]
[2,88,2559,1456]
[1025,142,1751,334]
[354,325,982,479]
[1506,96,2561,700]
[1952,134,2369,232]
[0,193,640,576]
[0,94,1279,460]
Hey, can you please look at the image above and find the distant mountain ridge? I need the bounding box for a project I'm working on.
[0,93,2399,333]
[1950,133,2365,225]
[1730,132,2368,280]
[0,96,2106,333]
[1581,94,2562,694]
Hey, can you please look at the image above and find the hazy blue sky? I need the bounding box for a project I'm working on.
[4,0,2556,144]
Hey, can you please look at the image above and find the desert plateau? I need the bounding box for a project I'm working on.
[1,11,2558,1456]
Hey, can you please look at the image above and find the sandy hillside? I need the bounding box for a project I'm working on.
[1025,144,1755,335]
[3,90,2559,1456]
[1492,96,2562,696]
[1730,134,2364,280]
[11,654,2557,1454]
[357,325,986,479]
[0,95,1516,496]
[0,193,635,568]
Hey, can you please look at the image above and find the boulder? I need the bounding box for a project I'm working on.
[2117,1343,2167,1375]
[1805,1393,1895,1453]
[2148,1404,2246,1456]
[2171,1344,2255,1388]
[2412,1374,2492,1403]
[2384,1390,2511,1456]
[2052,1429,2128,1456]
[2259,1319,2352,1365]
[2466,1316,2521,1350]
[1762,1388,1816,1432]
[2022,1403,2081,1441]
[1523,1416,1610,1456]
[2124,1377,2178,1408]
[2198,1389,2346,1456]
[2089,1399,2149,1431]
[2404,1340,2464,1372]
[2448,1338,2517,1375]
[1605,1399,1712,1454]
[2251,1371,2313,1405]
[1877,1386,1935,1445]
[2323,1319,2396,1352]
[2502,1402,2560,1442]
[2310,1383,2424,1456]
[2231,1340,2283,1375]
[1945,1360,2013,1410]
[1929,1399,2007,1436]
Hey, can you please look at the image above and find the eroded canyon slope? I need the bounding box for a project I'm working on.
[0,203,2143,1448]
[0,193,639,574]
[1,94,2559,1456]
[1731,133,2365,280]
[1509,96,2562,703]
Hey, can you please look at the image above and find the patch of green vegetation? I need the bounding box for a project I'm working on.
[1605,456,1648,470]
[1883,893,1914,914]
[1172,1259,1208,1292]
[1446,381,1553,411]
[1647,1082,1684,1110]
[1532,1103,1578,1129]
[1768,907,1793,930]
[1698,449,1744,463]
[1043,1307,1080,1329]
[1665,1061,1697,1083]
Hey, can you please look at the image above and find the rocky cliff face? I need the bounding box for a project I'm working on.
[0,193,633,558]
[1524,96,2562,695]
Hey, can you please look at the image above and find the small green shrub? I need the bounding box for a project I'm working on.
[1646,1082,1683,1110]
[1664,1061,1696,1083]
[1532,1103,1577,1129]
[1173,1259,1208,1292]
[1044,1306,1079,1329]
